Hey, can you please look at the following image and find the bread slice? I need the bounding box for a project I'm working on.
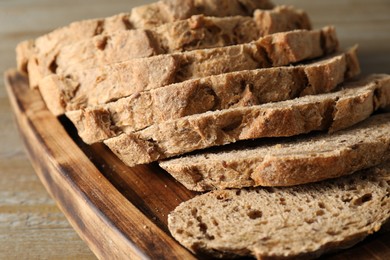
[17,0,274,87]
[40,27,338,116]
[66,48,360,144]
[159,113,390,191]
[104,74,390,167]
[168,162,390,259]
[55,6,311,77]
[128,0,274,28]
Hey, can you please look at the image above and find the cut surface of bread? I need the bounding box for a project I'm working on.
[67,47,360,144]
[18,0,274,87]
[168,162,390,259]
[40,27,338,116]
[104,74,390,167]
[129,0,274,28]
[54,6,311,78]
[160,113,390,191]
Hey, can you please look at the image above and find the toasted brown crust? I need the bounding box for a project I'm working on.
[41,27,338,116]
[159,113,390,191]
[168,163,390,258]
[131,0,274,28]
[104,74,390,167]
[67,48,360,144]
[17,0,274,87]
[24,18,114,88]
[54,6,311,78]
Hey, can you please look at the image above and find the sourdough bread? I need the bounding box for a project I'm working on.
[160,113,390,191]
[54,6,311,77]
[66,48,360,144]
[104,74,390,167]
[130,0,274,28]
[168,162,390,259]
[17,0,274,87]
[40,27,338,116]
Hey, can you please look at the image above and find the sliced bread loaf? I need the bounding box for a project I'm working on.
[54,6,310,77]
[159,113,390,191]
[40,27,338,116]
[66,48,360,144]
[168,162,390,259]
[18,0,274,87]
[104,74,390,167]
[129,0,274,28]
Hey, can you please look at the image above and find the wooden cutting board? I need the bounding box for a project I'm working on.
[4,70,390,259]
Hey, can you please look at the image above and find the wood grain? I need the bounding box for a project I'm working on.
[4,70,196,259]
[1,0,389,259]
[4,69,390,259]
[0,1,149,258]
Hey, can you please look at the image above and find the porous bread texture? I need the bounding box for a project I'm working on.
[66,47,360,144]
[17,0,274,87]
[40,26,338,116]
[131,0,274,28]
[54,6,311,78]
[168,162,390,259]
[160,113,390,191]
[104,74,390,167]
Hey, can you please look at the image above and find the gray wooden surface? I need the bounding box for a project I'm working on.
[0,0,389,258]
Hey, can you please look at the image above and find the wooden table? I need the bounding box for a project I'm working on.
[0,0,389,259]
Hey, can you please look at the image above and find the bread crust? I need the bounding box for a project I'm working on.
[54,6,311,78]
[168,163,390,259]
[104,74,390,167]
[16,0,274,87]
[41,27,338,116]
[160,113,390,190]
[67,48,359,144]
